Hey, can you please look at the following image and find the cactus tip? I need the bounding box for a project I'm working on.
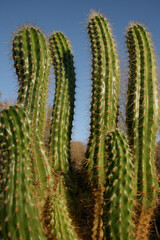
[88,9,104,21]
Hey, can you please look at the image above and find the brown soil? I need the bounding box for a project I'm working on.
[70,141,86,171]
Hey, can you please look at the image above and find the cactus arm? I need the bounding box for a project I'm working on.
[49,32,76,172]
[13,26,50,123]
[0,106,46,239]
[12,26,52,187]
[48,176,79,240]
[126,24,159,239]
[86,13,120,186]
[126,24,159,209]
[103,129,134,240]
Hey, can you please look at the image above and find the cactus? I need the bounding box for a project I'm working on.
[103,129,134,240]
[12,26,50,129]
[0,106,46,239]
[86,12,120,187]
[83,13,121,239]
[43,175,79,240]
[126,24,159,239]
[0,12,159,240]
[12,26,52,188]
[49,32,76,173]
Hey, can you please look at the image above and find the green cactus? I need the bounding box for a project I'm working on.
[103,129,134,240]
[86,12,120,187]
[0,12,159,240]
[49,32,76,173]
[44,175,79,240]
[126,24,159,239]
[0,106,46,239]
[12,26,52,188]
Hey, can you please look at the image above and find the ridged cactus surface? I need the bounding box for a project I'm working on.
[126,24,159,207]
[49,32,76,173]
[0,106,46,239]
[126,23,159,240]
[86,13,120,187]
[12,26,50,132]
[47,176,79,240]
[103,129,134,240]
[12,26,52,188]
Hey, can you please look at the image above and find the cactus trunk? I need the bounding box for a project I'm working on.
[103,129,134,240]
[12,26,52,187]
[86,12,120,187]
[49,32,76,173]
[126,24,159,239]
[0,106,46,239]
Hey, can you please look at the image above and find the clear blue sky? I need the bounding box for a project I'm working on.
[1,0,160,143]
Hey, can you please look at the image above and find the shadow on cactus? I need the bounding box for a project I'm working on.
[0,11,159,240]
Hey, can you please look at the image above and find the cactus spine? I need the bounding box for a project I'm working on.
[12,26,52,187]
[86,13,120,187]
[49,32,76,172]
[126,24,159,239]
[0,106,46,239]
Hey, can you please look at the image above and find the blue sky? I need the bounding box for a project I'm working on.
[1,0,160,143]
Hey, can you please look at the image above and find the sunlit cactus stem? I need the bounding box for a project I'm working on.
[12,26,52,187]
[86,12,120,187]
[0,106,46,239]
[49,32,76,173]
[103,129,134,240]
[126,24,159,239]
[46,175,79,240]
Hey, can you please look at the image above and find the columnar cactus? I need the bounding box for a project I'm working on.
[86,12,120,187]
[84,13,123,240]
[12,26,52,187]
[0,12,159,240]
[46,175,79,240]
[49,32,76,173]
[12,26,50,127]
[103,129,134,240]
[126,24,159,239]
[0,106,46,239]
